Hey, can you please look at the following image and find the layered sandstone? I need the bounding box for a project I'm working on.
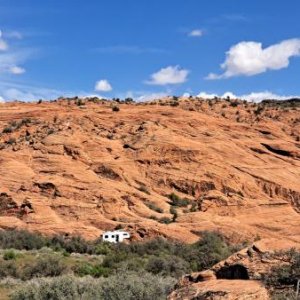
[0,97,299,244]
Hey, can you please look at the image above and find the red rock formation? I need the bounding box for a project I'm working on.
[0,98,299,244]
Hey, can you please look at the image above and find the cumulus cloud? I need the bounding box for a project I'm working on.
[206,38,300,79]
[0,39,8,51]
[0,29,29,74]
[9,66,25,74]
[197,90,300,102]
[240,91,300,102]
[146,65,189,85]
[95,79,112,92]
[188,29,203,37]
[0,30,8,51]
[136,92,168,102]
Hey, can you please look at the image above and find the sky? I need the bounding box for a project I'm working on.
[0,0,300,102]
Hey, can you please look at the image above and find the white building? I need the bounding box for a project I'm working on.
[102,230,130,243]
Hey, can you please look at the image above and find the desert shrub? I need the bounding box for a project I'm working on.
[11,273,176,300]
[47,128,55,135]
[170,101,179,107]
[0,230,47,250]
[21,118,32,125]
[21,255,67,280]
[0,261,17,278]
[145,202,163,213]
[190,202,198,212]
[115,257,146,272]
[99,271,176,300]
[265,249,300,287]
[93,242,113,255]
[137,185,150,195]
[76,99,84,106]
[254,106,264,115]
[73,263,111,278]
[3,250,16,260]
[170,206,178,222]
[158,217,172,224]
[181,231,233,271]
[168,193,190,207]
[6,137,16,145]
[270,289,297,300]
[112,106,120,112]
[2,126,13,133]
[0,230,234,282]
[116,237,179,257]
[11,275,102,300]
[125,97,134,103]
[146,255,189,277]
[49,235,95,254]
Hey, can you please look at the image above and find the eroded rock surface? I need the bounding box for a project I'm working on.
[0,98,299,243]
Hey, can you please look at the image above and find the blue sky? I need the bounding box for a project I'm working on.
[0,0,300,101]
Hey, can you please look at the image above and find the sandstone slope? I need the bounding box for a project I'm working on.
[0,97,299,244]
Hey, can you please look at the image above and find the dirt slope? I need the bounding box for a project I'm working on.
[0,97,299,244]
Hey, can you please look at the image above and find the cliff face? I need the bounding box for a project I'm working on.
[0,97,299,244]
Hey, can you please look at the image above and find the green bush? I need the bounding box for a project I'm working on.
[50,235,95,254]
[73,263,111,278]
[0,230,47,250]
[138,185,150,195]
[168,193,190,207]
[181,231,233,271]
[11,273,176,300]
[158,217,172,224]
[99,272,176,300]
[265,249,300,287]
[170,206,178,222]
[0,261,17,278]
[112,106,120,112]
[21,255,67,280]
[3,250,17,260]
[145,202,163,213]
[146,255,189,277]
[2,126,13,134]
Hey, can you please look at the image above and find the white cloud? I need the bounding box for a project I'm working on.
[188,29,203,37]
[0,96,4,103]
[182,92,191,97]
[136,92,168,102]
[146,65,189,85]
[0,29,30,75]
[241,91,299,102]
[206,38,300,79]
[197,90,300,102]
[95,79,112,92]
[9,66,25,74]
[0,81,70,102]
[0,30,8,51]
[197,92,218,99]
[0,39,8,51]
